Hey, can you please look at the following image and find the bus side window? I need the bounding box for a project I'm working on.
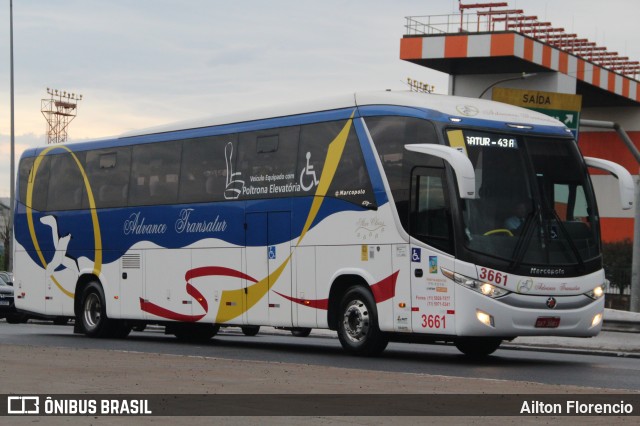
[18,157,35,209]
[47,152,85,211]
[364,116,440,230]
[236,126,299,199]
[18,156,52,211]
[298,120,375,207]
[179,135,236,203]
[85,147,132,209]
[130,140,182,206]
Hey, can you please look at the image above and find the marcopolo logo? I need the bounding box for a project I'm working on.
[455,105,479,117]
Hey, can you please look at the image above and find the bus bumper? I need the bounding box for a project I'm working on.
[454,287,604,338]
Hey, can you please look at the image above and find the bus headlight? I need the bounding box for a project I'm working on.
[476,310,495,327]
[591,313,603,328]
[441,268,510,299]
[585,285,604,300]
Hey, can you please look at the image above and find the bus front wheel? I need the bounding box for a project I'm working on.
[337,286,388,356]
[454,337,502,357]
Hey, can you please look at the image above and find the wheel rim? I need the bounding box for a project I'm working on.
[342,299,369,343]
[83,292,101,331]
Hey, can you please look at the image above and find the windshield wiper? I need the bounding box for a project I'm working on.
[549,207,585,270]
[508,208,538,271]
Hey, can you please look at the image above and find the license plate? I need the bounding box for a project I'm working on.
[0,300,10,306]
[535,317,560,328]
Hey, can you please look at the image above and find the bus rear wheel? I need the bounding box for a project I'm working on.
[291,327,311,337]
[337,286,388,356]
[172,323,220,342]
[78,282,130,338]
[241,325,260,336]
[454,337,502,357]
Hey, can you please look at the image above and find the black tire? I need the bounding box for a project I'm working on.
[454,337,502,358]
[337,286,388,356]
[241,325,260,336]
[6,312,29,324]
[53,316,69,326]
[173,323,220,342]
[110,321,132,338]
[78,282,128,338]
[291,327,311,337]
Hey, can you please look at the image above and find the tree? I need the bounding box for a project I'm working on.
[0,204,9,271]
[602,239,632,295]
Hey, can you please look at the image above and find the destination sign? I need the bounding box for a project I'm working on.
[466,135,518,148]
[463,131,519,149]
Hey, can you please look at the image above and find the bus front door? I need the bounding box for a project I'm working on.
[409,167,456,335]
[245,211,292,327]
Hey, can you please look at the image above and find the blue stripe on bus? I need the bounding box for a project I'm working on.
[353,118,388,206]
[14,195,369,268]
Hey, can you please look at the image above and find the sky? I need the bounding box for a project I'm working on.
[1,0,640,198]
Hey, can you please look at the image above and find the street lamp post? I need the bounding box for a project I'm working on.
[8,0,15,271]
[478,72,537,99]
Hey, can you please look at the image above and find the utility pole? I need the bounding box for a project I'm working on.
[8,0,15,271]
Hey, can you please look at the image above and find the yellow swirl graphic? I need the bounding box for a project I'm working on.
[215,113,354,323]
[26,145,102,298]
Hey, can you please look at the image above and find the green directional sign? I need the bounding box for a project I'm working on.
[492,88,583,139]
[528,108,579,130]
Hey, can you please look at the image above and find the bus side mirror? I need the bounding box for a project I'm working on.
[584,157,634,210]
[405,144,477,199]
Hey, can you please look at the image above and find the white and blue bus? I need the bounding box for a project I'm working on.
[13,91,633,356]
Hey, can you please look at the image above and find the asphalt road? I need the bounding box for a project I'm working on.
[2,320,640,392]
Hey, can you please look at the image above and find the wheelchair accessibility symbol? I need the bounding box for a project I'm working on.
[300,151,319,192]
[411,248,421,263]
[268,245,277,260]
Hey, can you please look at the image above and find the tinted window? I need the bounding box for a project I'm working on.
[25,156,51,211]
[179,134,238,203]
[297,121,375,207]
[365,116,440,228]
[129,140,182,206]
[18,157,35,207]
[235,127,300,200]
[47,152,86,211]
[85,147,131,209]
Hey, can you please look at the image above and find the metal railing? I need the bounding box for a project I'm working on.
[404,13,639,79]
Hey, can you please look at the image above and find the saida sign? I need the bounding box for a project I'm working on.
[492,87,582,139]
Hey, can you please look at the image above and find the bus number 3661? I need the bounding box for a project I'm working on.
[479,268,508,286]
[422,314,446,329]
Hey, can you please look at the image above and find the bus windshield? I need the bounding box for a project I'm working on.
[448,129,600,267]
